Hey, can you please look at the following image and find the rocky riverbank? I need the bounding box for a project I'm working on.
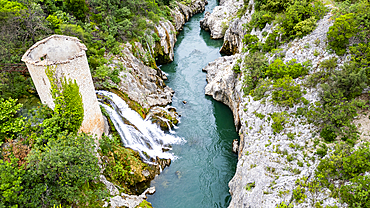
[202,0,368,207]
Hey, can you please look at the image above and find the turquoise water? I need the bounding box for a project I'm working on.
[147,1,238,207]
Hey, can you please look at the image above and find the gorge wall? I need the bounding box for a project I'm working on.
[201,0,368,207]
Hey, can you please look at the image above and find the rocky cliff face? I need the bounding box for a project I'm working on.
[203,55,242,130]
[202,2,355,207]
[200,0,243,39]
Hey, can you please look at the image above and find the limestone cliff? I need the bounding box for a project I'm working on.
[200,0,243,39]
[202,1,362,207]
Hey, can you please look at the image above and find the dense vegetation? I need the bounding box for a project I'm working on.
[0,0,182,206]
[0,69,108,207]
[0,0,175,100]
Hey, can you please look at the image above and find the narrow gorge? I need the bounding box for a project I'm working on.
[1,0,370,207]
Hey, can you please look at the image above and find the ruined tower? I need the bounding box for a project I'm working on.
[22,35,104,137]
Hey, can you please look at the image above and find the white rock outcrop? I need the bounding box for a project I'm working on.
[200,0,244,39]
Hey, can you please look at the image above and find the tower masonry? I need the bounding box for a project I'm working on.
[22,35,104,137]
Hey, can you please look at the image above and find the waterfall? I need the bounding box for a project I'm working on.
[96,91,184,163]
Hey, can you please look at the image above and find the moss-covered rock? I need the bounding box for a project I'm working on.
[99,135,159,195]
[135,200,153,208]
[147,106,180,131]
[110,88,149,119]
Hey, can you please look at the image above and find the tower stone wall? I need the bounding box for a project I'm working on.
[22,35,104,137]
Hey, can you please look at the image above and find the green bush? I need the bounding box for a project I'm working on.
[237,0,250,18]
[276,201,294,208]
[320,126,336,142]
[233,58,242,73]
[251,10,275,30]
[271,111,289,134]
[45,66,84,135]
[316,142,370,185]
[110,68,121,84]
[293,16,317,38]
[25,132,104,207]
[266,59,309,79]
[242,34,262,53]
[306,61,367,143]
[255,0,293,13]
[251,79,271,100]
[65,0,89,21]
[292,185,307,203]
[262,29,281,52]
[99,135,154,194]
[327,13,357,56]
[242,52,268,95]
[271,76,303,107]
[0,97,25,142]
[315,143,328,158]
[0,156,26,207]
[339,175,370,207]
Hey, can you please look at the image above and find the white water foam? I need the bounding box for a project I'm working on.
[97,91,184,163]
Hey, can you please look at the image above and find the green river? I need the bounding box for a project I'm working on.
[147,1,239,207]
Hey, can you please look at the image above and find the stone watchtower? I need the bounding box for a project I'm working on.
[22,35,104,137]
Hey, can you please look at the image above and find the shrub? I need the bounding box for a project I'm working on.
[292,185,307,203]
[339,175,370,207]
[256,0,293,13]
[271,76,303,107]
[320,126,336,142]
[233,58,242,73]
[293,16,317,38]
[276,201,294,208]
[110,68,121,84]
[65,0,89,21]
[334,63,367,100]
[251,10,275,30]
[251,79,271,100]
[25,132,103,207]
[0,156,26,207]
[281,0,318,39]
[316,143,370,185]
[243,34,262,53]
[262,30,281,52]
[327,13,357,56]
[99,135,153,194]
[266,59,309,79]
[242,52,268,95]
[0,97,25,142]
[271,111,289,134]
[315,143,328,158]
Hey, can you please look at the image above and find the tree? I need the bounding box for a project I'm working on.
[0,97,25,143]
[24,132,102,207]
[65,0,89,22]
